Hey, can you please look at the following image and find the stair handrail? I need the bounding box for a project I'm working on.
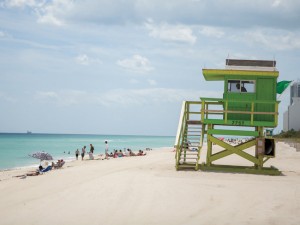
[175,101,188,164]
[175,101,186,147]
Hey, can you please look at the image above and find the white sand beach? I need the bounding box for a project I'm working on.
[0,142,300,225]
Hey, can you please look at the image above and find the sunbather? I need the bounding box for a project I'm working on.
[117,150,124,157]
[52,159,65,169]
[14,165,52,178]
[128,149,136,156]
[137,150,147,156]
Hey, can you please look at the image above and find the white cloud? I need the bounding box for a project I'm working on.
[272,0,282,8]
[35,88,222,107]
[36,91,59,100]
[0,92,16,103]
[0,31,6,38]
[129,79,139,84]
[234,29,300,51]
[199,26,224,38]
[76,54,89,65]
[2,0,73,26]
[147,79,157,86]
[145,21,197,44]
[3,0,300,31]
[36,90,88,106]
[2,0,39,8]
[117,55,154,73]
[75,54,102,66]
[36,0,74,26]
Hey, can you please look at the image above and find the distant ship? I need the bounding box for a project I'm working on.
[26,131,32,134]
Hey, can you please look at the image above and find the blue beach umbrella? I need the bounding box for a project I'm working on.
[29,151,53,163]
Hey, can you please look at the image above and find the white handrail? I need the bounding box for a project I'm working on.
[174,101,186,147]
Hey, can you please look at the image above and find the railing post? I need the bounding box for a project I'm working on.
[201,100,205,122]
[225,100,228,123]
[251,102,254,125]
[275,102,278,126]
[206,124,212,166]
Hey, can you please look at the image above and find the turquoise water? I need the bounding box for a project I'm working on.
[0,133,175,170]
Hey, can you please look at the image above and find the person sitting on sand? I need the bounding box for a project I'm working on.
[128,149,136,156]
[113,150,118,158]
[137,150,146,156]
[125,149,130,157]
[59,159,65,167]
[118,150,124,157]
[52,159,65,169]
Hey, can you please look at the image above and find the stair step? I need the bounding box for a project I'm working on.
[180,153,198,156]
[180,151,198,154]
[180,157,198,160]
[183,143,200,146]
[178,163,197,167]
[187,120,202,124]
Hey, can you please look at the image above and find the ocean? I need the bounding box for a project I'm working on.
[0,133,175,170]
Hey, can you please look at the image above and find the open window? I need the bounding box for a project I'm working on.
[228,80,255,93]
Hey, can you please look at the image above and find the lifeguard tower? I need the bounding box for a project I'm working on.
[175,59,281,175]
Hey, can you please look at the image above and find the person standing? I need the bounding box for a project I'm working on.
[90,144,94,154]
[81,146,86,160]
[105,140,109,159]
[75,149,80,160]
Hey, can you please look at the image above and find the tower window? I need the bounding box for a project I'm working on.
[228,80,255,93]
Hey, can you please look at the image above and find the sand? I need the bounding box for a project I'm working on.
[0,142,300,225]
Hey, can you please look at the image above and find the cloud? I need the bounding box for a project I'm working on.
[0,92,16,103]
[36,90,87,106]
[35,88,222,107]
[75,54,102,65]
[147,79,157,86]
[1,0,39,8]
[129,79,139,84]
[36,0,74,26]
[2,0,73,26]
[76,54,89,65]
[117,55,154,73]
[199,26,224,38]
[232,28,300,51]
[0,31,8,38]
[272,0,281,7]
[145,21,197,44]
[3,0,300,30]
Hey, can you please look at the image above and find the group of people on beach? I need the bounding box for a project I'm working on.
[15,159,65,178]
[74,144,95,160]
[74,142,149,161]
[108,149,147,158]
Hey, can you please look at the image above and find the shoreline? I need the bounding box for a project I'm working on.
[0,146,170,172]
[0,147,170,182]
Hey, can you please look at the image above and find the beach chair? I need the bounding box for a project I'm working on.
[52,160,65,169]
[89,152,94,160]
[39,165,52,174]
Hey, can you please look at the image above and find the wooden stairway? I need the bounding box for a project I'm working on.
[177,120,202,170]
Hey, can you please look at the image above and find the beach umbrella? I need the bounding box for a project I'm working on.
[29,151,53,162]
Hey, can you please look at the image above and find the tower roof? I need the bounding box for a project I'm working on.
[203,59,279,81]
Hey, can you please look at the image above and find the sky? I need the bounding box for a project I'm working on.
[0,0,300,136]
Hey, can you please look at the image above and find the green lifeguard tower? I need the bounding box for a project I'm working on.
[175,59,281,175]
